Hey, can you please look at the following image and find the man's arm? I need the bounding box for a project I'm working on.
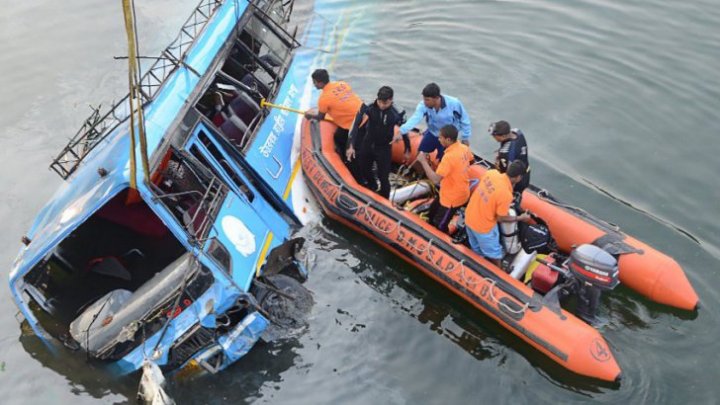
[346,112,368,161]
[401,130,411,153]
[304,109,327,121]
[497,195,530,222]
[498,212,531,223]
[305,92,328,120]
[399,102,425,135]
[456,100,472,144]
[349,107,368,150]
[418,153,442,184]
[390,125,411,162]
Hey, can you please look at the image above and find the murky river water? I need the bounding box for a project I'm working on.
[1,0,719,403]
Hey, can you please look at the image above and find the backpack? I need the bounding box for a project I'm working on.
[517,216,557,254]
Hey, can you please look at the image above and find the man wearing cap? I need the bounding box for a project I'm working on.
[347,86,410,198]
[417,125,472,233]
[399,83,471,161]
[465,160,531,266]
[489,120,530,195]
[304,69,363,161]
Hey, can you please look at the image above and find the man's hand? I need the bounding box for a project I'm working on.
[346,146,355,162]
[417,151,430,168]
[517,212,532,222]
[304,108,318,120]
[403,151,411,163]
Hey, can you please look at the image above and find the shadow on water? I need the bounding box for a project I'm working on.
[319,219,668,395]
[19,323,305,404]
[18,305,310,404]
[610,287,699,323]
[19,326,137,401]
[169,338,303,405]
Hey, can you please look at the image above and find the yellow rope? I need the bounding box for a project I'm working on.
[122,0,149,188]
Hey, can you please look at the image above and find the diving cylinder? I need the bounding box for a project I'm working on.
[509,249,537,279]
[501,208,522,255]
[390,181,432,205]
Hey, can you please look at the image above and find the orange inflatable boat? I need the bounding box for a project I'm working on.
[301,120,629,381]
[301,117,701,380]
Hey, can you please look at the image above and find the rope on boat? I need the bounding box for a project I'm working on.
[412,238,432,254]
[457,260,477,289]
[122,0,150,188]
[357,202,402,234]
[483,277,529,315]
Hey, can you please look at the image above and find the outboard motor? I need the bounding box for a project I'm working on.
[567,244,620,324]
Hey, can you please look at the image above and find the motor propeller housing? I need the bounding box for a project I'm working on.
[568,244,620,291]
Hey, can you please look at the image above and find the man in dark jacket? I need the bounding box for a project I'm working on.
[490,120,530,195]
[347,86,410,198]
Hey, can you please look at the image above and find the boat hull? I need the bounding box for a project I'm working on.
[301,119,621,382]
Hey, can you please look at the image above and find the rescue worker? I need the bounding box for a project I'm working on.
[347,86,410,198]
[489,120,530,195]
[416,125,472,233]
[399,83,471,161]
[304,69,363,161]
[464,160,531,266]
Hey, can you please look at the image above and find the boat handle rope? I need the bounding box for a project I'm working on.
[422,239,434,256]
[358,201,402,234]
[483,277,529,315]
[457,260,478,289]
[400,234,432,254]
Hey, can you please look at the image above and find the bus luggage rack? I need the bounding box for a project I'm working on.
[49,0,225,179]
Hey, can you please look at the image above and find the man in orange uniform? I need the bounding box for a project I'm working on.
[417,125,472,233]
[465,160,531,266]
[304,69,363,161]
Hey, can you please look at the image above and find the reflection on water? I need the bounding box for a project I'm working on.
[19,317,306,404]
[169,339,303,405]
[19,328,137,400]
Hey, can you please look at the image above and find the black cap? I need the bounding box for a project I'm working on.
[490,120,511,136]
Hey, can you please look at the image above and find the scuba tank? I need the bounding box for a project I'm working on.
[500,208,522,255]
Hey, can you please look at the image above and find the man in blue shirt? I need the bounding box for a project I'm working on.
[399,83,472,161]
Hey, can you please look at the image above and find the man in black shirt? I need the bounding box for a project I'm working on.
[490,120,530,195]
[347,86,411,198]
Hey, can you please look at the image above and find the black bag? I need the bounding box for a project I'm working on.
[517,218,556,254]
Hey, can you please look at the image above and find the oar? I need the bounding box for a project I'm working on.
[259,98,334,122]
